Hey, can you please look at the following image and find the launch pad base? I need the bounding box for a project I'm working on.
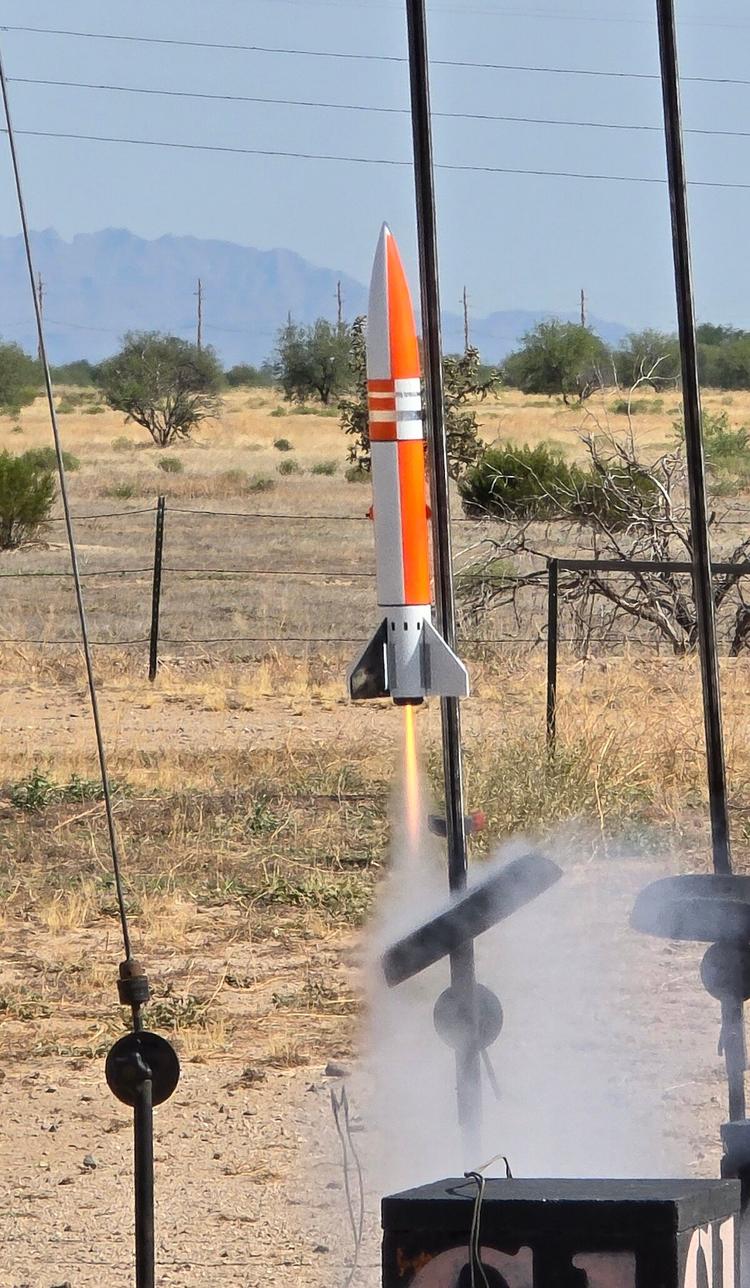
[382,1177,739,1288]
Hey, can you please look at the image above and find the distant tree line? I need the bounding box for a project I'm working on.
[502,319,750,401]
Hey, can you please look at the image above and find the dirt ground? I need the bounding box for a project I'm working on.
[0,851,740,1287]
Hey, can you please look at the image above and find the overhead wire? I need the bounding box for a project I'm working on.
[11,75,750,140]
[6,25,750,87]
[6,127,750,190]
[0,48,134,963]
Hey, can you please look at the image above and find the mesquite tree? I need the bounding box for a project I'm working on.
[99,332,223,447]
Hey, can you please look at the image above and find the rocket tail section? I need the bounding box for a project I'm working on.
[348,618,389,700]
[347,615,469,702]
[421,619,470,699]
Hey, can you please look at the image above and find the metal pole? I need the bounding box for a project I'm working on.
[546,559,559,750]
[405,0,481,1159]
[134,1076,155,1288]
[655,0,732,877]
[148,496,166,683]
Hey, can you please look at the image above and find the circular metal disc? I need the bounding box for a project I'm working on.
[433,983,503,1051]
[105,1031,180,1107]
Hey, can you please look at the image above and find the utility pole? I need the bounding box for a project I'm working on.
[580,288,586,329]
[36,272,44,362]
[195,278,203,351]
[336,280,343,327]
[462,286,470,351]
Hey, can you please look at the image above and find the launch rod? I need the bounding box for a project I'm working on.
[404,0,482,1156]
[655,0,732,879]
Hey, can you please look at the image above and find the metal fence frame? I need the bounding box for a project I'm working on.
[545,555,750,748]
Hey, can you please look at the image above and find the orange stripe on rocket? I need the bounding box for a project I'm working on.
[347,224,470,705]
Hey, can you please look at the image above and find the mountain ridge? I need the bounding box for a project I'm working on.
[0,228,629,366]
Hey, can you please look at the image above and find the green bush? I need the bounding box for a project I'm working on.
[83,404,105,415]
[23,446,79,473]
[674,410,750,477]
[278,458,302,476]
[459,442,584,519]
[610,398,662,415]
[111,436,135,452]
[270,407,286,418]
[311,460,337,476]
[273,438,293,452]
[247,474,276,493]
[575,469,660,529]
[158,456,184,474]
[345,464,370,484]
[225,362,275,388]
[0,450,56,548]
[9,768,112,811]
[103,482,137,500]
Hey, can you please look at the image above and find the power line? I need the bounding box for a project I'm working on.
[6,25,750,86]
[12,75,750,140]
[7,126,750,191]
[248,0,750,23]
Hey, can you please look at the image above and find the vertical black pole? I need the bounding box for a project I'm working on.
[655,0,731,878]
[405,0,481,1159]
[134,1076,155,1288]
[149,496,166,683]
[546,559,559,750]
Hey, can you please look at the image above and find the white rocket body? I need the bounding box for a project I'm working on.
[347,225,469,705]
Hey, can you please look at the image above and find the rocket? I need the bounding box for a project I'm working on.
[347,225,470,706]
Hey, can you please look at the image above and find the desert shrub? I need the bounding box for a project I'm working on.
[225,362,275,388]
[459,442,584,519]
[103,482,137,500]
[111,436,135,452]
[247,474,276,493]
[610,398,662,415]
[278,458,302,476]
[273,438,293,452]
[55,398,77,415]
[270,407,286,418]
[23,446,79,473]
[9,768,110,811]
[83,404,105,415]
[0,342,40,417]
[345,464,370,484]
[311,460,337,476]
[674,410,750,480]
[0,450,56,548]
[49,360,100,386]
[158,456,184,474]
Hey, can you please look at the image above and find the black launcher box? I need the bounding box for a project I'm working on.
[382,1178,739,1288]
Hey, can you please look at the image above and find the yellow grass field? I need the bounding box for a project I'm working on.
[1,384,750,1283]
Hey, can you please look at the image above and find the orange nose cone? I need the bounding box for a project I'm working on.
[385,230,421,381]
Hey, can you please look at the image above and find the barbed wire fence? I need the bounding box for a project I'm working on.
[4,496,750,739]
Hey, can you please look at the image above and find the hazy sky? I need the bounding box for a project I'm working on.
[0,1,748,331]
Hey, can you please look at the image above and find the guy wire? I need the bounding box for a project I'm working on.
[0,43,133,963]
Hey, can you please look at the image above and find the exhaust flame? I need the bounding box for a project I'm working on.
[403,704,421,848]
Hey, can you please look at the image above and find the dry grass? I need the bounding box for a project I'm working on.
[2,384,750,1070]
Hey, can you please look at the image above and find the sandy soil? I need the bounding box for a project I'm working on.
[0,853,742,1287]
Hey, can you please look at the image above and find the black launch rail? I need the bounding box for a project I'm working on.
[405,0,482,1161]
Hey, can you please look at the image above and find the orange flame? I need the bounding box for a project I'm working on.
[403,704,421,847]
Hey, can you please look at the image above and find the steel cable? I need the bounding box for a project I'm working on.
[0,48,133,962]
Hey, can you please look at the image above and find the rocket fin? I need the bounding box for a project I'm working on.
[421,619,470,698]
[347,618,390,700]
